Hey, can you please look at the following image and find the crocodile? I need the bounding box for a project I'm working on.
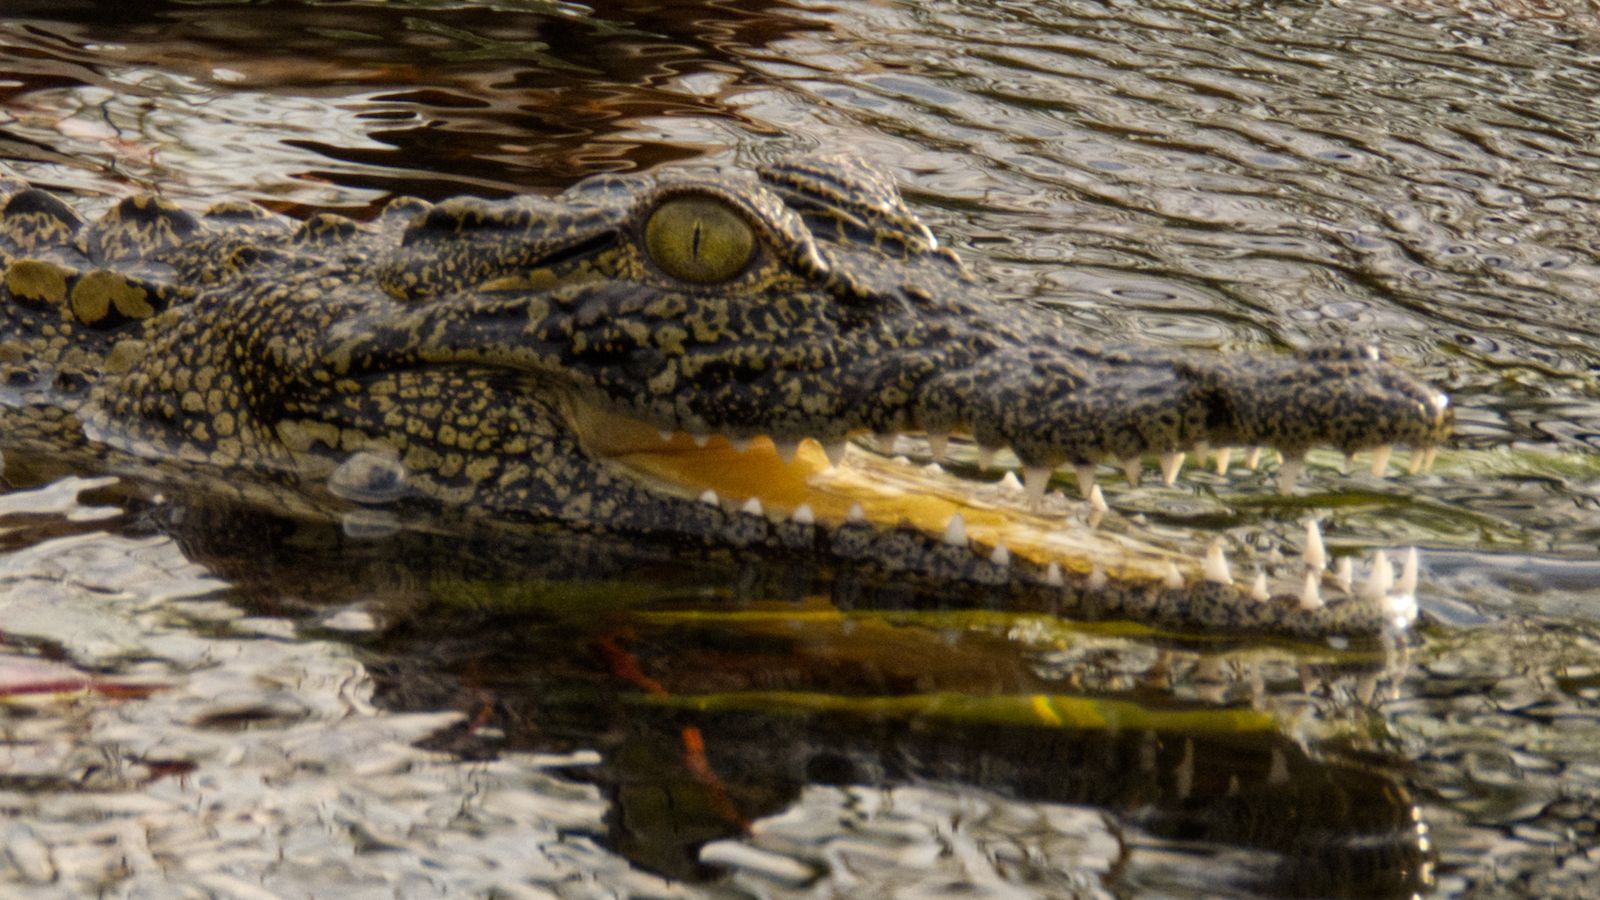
[0,154,1449,638]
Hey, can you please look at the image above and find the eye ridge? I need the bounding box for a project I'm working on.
[644,195,755,284]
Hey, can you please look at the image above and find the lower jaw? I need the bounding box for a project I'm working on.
[568,406,1192,586]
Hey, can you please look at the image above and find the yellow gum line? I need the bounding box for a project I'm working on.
[577,409,1198,586]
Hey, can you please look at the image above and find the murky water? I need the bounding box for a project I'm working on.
[1,0,1599,897]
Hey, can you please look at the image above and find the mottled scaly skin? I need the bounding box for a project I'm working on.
[0,156,1449,637]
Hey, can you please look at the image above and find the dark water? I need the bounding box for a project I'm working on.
[0,1,1599,897]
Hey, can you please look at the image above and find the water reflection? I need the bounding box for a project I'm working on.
[0,0,1597,896]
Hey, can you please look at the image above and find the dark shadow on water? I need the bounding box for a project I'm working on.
[154,498,1432,900]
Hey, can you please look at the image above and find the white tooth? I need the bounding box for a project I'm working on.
[977,445,998,469]
[1361,550,1394,602]
[729,437,752,454]
[998,471,1024,492]
[892,455,911,465]
[1423,445,1438,472]
[926,432,949,461]
[1193,441,1210,467]
[823,441,849,467]
[699,489,720,506]
[1087,564,1107,590]
[1075,464,1096,498]
[1250,571,1270,602]
[943,513,967,546]
[1089,484,1109,513]
[847,502,866,523]
[1164,561,1184,589]
[1407,447,1425,475]
[792,504,815,526]
[1215,447,1233,475]
[1356,672,1379,705]
[1087,484,1108,529]
[692,433,710,448]
[1335,556,1353,594]
[989,542,1010,567]
[1203,542,1231,584]
[1304,520,1327,572]
[1300,568,1323,609]
[1121,456,1142,488]
[1277,454,1304,494]
[1045,561,1065,587]
[1245,446,1262,469]
[923,462,945,475]
[1341,453,1354,475]
[1398,547,1419,595]
[774,440,800,465]
[1160,451,1185,486]
[740,497,764,516]
[1370,444,1393,476]
[1024,466,1052,499]
[658,429,674,442]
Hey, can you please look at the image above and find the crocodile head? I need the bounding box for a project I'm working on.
[0,155,1451,636]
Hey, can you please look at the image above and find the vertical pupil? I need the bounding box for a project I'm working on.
[691,221,702,259]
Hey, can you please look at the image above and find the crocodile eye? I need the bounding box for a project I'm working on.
[644,196,754,284]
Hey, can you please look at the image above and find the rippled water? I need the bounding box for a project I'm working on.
[1,0,1600,897]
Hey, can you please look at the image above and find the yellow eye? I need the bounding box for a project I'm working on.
[644,196,755,284]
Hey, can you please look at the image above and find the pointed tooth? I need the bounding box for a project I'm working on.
[1087,564,1107,591]
[923,462,945,475]
[1074,464,1096,498]
[1193,441,1210,468]
[1356,672,1379,705]
[926,432,949,462]
[729,436,752,454]
[1163,561,1184,590]
[692,433,710,448]
[1088,484,1109,514]
[1045,561,1065,587]
[773,440,800,465]
[1121,456,1142,488]
[1203,542,1232,584]
[1245,446,1262,469]
[1335,556,1353,594]
[1250,571,1270,602]
[1277,454,1304,494]
[1214,447,1233,475]
[1300,568,1323,609]
[989,541,1010,567]
[943,513,967,547]
[1341,453,1354,475]
[1160,450,1185,486]
[1370,444,1393,476]
[1422,446,1438,472]
[1304,519,1327,572]
[997,471,1023,492]
[1407,447,1425,475]
[823,441,849,468]
[792,503,815,526]
[847,502,866,523]
[977,445,998,469]
[1398,547,1419,595]
[698,489,720,506]
[1087,484,1108,529]
[1361,550,1394,602]
[1024,466,1052,499]
[657,429,674,442]
[740,497,764,516]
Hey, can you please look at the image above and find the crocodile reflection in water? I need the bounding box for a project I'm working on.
[0,155,1448,637]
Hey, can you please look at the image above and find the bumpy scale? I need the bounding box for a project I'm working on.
[0,156,1450,638]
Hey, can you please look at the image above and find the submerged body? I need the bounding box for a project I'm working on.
[0,156,1449,636]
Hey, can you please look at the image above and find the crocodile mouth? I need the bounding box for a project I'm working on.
[572,404,1229,587]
